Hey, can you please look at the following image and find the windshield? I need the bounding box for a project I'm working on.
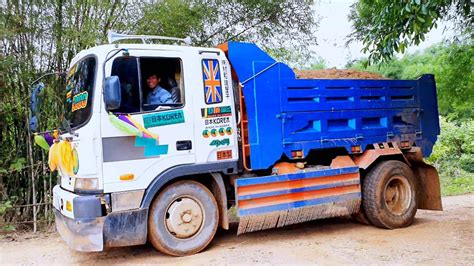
[65,56,96,128]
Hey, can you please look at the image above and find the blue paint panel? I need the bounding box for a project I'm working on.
[238,192,361,216]
[135,136,157,146]
[135,137,168,157]
[226,42,440,169]
[235,166,359,187]
[238,179,360,201]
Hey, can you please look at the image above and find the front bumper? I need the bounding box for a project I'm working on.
[53,208,105,251]
[53,185,147,252]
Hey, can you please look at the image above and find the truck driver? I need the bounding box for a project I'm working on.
[146,72,173,105]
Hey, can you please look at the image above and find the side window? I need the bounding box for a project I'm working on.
[111,57,140,113]
[140,57,184,111]
[202,59,223,104]
[65,56,96,128]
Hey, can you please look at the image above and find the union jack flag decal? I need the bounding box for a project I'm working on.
[202,59,222,104]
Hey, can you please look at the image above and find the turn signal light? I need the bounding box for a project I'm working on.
[120,174,135,181]
[351,145,362,153]
[291,150,303,158]
[66,200,72,212]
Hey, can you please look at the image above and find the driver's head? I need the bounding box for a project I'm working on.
[146,73,161,89]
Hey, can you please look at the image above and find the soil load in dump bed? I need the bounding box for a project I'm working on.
[294,68,386,79]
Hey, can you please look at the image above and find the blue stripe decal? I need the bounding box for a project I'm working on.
[236,166,359,187]
[238,179,360,201]
[238,192,361,216]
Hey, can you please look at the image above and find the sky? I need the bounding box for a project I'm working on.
[312,0,454,68]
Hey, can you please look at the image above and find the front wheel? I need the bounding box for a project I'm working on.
[363,160,418,229]
[148,180,219,256]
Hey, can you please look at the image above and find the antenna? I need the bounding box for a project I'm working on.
[107,31,192,45]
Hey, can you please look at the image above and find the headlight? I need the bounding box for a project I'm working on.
[74,177,99,191]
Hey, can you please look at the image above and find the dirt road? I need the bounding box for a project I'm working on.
[2,194,473,264]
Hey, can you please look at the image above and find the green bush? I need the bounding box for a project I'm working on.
[427,118,474,196]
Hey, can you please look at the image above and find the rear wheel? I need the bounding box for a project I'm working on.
[363,160,417,229]
[148,180,219,256]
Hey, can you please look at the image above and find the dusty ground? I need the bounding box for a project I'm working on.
[1,194,473,264]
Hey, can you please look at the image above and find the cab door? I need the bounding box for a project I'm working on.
[100,49,196,193]
[193,51,238,164]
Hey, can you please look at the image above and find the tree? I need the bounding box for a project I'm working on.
[135,0,317,65]
[0,0,136,230]
[349,0,473,64]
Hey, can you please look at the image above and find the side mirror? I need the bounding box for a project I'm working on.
[29,82,45,132]
[104,76,121,111]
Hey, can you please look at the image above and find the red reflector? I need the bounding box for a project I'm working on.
[351,145,361,153]
[217,150,232,160]
[400,141,411,148]
[291,150,303,158]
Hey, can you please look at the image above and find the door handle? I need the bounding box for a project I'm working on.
[176,140,192,151]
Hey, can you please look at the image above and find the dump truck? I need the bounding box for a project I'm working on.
[32,32,442,256]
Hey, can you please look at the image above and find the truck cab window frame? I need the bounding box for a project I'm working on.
[109,56,185,114]
[65,55,97,130]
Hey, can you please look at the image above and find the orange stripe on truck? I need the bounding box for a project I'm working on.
[237,172,359,196]
[238,184,361,210]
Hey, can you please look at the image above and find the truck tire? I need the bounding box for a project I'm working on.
[363,160,417,229]
[148,180,219,256]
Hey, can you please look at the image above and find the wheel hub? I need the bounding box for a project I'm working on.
[384,175,411,215]
[165,197,204,238]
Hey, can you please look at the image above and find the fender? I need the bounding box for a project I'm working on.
[353,142,408,169]
[140,161,237,210]
[404,147,442,210]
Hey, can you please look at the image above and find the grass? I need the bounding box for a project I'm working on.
[440,174,474,196]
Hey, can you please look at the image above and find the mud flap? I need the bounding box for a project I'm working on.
[412,162,443,210]
[235,166,362,234]
[406,148,443,211]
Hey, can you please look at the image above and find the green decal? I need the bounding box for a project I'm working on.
[210,138,230,147]
[143,110,185,128]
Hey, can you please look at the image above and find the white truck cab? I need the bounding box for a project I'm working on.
[52,38,239,253]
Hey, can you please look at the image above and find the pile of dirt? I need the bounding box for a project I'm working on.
[294,68,386,79]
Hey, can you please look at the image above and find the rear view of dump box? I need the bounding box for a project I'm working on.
[224,42,440,170]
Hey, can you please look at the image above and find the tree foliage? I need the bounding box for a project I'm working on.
[349,0,473,63]
[427,118,474,195]
[136,0,317,64]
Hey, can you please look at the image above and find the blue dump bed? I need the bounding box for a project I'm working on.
[225,42,440,170]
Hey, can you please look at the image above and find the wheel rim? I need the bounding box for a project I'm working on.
[165,197,204,239]
[384,175,412,215]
